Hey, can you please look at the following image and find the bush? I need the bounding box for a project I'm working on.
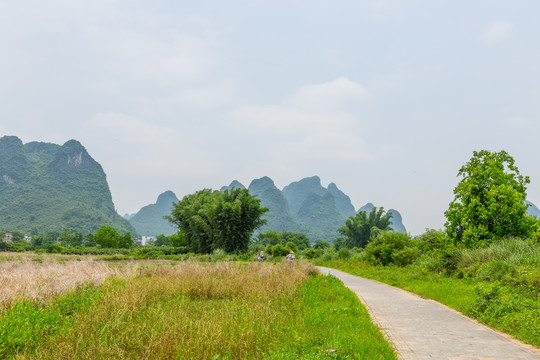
[416,229,451,252]
[338,248,352,259]
[46,244,64,254]
[321,248,336,262]
[304,248,323,259]
[271,244,290,257]
[285,242,298,254]
[364,232,419,266]
[477,260,517,282]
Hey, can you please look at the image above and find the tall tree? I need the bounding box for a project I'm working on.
[167,188,268,253]
[338,207,393,248]
[58,228,83,247]
[94,225,120,248]
[445,150,536,247]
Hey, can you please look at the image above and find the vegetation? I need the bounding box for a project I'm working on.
[167,188,269,254]
[253,230,311,249]
[337,207,393,248]
[0,260,397,359]
[445,150,537,247]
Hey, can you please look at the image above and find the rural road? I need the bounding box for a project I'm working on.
[317,266,540,360]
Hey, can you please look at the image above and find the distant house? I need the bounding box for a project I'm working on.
[24,235,32,242]
[2,231,13,242]
[141,236,156,246]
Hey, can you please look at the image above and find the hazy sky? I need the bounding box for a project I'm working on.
[1,0,539,235]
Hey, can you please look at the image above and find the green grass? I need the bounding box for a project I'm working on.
[0,263,397,359]
[0,283,101,359]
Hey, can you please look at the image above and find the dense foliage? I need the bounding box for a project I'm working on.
[445,150,536,247]
[337,206,393,248]
[167,188,268,253]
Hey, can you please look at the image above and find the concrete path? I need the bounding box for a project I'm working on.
[318,267,540,360]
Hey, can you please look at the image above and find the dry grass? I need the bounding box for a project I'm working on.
[24,262,316,359]
[0,254,140,308]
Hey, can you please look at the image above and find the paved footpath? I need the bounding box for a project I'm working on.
[318,267,540,360]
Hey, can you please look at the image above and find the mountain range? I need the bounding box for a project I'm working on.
[128,175,408,241]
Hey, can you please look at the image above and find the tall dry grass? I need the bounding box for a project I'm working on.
[0,255,140,308]
[24,262,317,359]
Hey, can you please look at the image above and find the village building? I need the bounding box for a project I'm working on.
[2,231,13,242]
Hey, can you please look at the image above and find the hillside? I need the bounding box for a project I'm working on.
[128,191,179,236]
[0,136,136,235]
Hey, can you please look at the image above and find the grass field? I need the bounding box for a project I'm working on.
[0,256,397,359]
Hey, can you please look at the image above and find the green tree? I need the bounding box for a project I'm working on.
[12,231,25,242]
[155,234,172,246]
[170,231,187,247]
[253,230,310,250]
[94,226,120,248]
[82,233,96,247]
[337,207,393,248]
[364,232,419,266]
[313,240,331,249]
[445,150,536,247]
[280,232,310,250]
[118,232,133,248]
[167,188,268,253]
[58,228,83,247]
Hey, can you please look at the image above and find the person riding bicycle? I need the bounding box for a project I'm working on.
[286,251,295,262]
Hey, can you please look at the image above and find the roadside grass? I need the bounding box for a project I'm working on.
[1,262,397,359]
[314,237,540,347]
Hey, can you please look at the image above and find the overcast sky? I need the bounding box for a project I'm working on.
[1,0,539,235]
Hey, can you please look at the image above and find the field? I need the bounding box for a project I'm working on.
[0,255,397,359]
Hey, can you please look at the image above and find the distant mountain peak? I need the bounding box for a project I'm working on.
[248,177,277,194]
[220,180,246,191]
[129,191,179,236]
[157,190,178,204]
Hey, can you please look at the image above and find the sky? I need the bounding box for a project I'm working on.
[1,0,539,235]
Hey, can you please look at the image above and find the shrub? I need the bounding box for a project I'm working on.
[321,248,336,261]
[304,248,323,259]
[477,260,517,282]
[338,248,352,259]
[416,229,450,252]
[285,242,298,254]
[364,232,419,266]
[46,244,64,254]
[470,281,501,316]
[271,244,290,257]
